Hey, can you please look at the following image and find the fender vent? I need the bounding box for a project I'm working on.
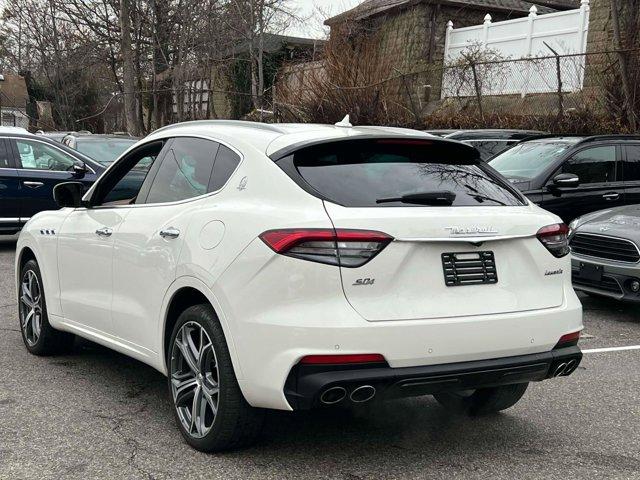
[442,251,498,286]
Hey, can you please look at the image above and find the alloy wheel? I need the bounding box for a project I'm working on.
[170,321,220,439]
[20,269,43,347]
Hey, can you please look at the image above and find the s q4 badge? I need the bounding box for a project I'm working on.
[353,278,375,286]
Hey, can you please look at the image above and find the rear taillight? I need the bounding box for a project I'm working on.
[536,223,570,258]
[259,228,392,267]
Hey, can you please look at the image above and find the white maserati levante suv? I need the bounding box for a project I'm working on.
[16,120,583,451]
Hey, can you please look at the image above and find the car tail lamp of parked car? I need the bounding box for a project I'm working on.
[260,228,393,267]
[536,223,570,258]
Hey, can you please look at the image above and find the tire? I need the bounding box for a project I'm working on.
[18,259,75,356]
[433,383,529,416]
[167,304,264,452]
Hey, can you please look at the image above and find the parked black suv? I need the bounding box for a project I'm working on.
[489,135,640,222]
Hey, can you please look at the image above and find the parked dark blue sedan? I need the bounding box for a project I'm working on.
[0,129,106,235]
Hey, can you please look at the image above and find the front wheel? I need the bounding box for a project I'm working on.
[433,383,528,416]
[19,259,75,355]
[167,304,264,452]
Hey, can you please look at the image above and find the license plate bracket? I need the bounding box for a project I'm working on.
[579,262,603,282]
[442,251,498,287]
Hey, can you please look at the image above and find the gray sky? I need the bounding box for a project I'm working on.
[286,0,361,38]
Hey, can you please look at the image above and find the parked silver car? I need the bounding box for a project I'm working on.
[570,205,640,302]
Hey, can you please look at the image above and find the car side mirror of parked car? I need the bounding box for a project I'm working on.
[72,162,88,178]
[54,182,85,208]
[553,173,579,188]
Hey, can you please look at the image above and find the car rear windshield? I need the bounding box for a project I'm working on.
[286,139,525,207]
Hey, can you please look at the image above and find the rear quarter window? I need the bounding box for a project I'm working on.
[280,139,524,207]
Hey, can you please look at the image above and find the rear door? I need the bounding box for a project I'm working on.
[540,144,621,221]
[0,138,22,233]
[621,143,640,205]
[285,138,565,322]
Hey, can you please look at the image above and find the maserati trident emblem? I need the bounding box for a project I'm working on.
[237,176,248,191]
[445,226,499,236]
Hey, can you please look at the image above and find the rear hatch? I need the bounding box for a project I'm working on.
[280,137,565,321]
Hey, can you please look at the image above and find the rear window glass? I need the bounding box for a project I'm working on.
[289,139,524,207]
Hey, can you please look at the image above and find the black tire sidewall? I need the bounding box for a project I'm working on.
[167,304,248,451]
[19,260,51,355]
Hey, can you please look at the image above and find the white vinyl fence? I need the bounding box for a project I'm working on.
[442,0,590,98]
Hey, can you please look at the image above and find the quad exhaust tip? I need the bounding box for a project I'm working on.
[320,386,347,405]
[350,385,376,403]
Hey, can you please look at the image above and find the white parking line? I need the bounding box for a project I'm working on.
[582,345,640,354]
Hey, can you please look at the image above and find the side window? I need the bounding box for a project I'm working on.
[562,146,616,184]
[145,137,218,204]
[0,140,11,168]
[93,141,164,206]
[623,145,640,182]
[14,139,76,171]
[209,145,240,191]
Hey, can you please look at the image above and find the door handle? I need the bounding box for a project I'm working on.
[160,227,180,239]
[95,227,113,237]
[23,181,44,189]
[602,192,620,201]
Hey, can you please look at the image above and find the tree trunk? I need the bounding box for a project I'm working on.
[610,0,637,130]
[120,0,139,135]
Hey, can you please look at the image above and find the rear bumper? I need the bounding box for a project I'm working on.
[284,346,582,410]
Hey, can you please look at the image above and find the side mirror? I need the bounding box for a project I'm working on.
[54,182,85,208]
[553,173,579,188]
[72,162,88,178]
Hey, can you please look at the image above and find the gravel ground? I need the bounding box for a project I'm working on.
[1,237,639,480]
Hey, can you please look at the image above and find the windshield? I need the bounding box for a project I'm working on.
[489,142,572,180]
[75,138,137,165]
[289,139,524,207]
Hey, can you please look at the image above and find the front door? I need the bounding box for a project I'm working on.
[9,137,97,219]
[540,145,622,222]
[57,208,127,334]
[0,138,21,234]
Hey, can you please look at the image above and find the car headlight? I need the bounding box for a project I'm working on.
[568,218,580,238]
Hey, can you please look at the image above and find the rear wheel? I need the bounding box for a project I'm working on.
[19,259,75,355]
[433,383,528,416]
[168,304,264,452]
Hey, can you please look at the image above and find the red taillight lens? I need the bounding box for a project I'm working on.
[259,228,392,267]
[300,353,386,365]
[554,330,581,348]
[536,223,570,258]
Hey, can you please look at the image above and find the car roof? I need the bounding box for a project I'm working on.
[145,120,454,158]
[445,129,547,140]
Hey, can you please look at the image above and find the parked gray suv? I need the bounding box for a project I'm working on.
[570,205,640,302]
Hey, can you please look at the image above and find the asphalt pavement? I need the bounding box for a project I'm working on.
[1,237,639,480]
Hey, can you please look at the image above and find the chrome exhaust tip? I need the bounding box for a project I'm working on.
[320,386,347,405]
[553,362,567,377]
[563,359,577,376]
[350,385,376,403]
